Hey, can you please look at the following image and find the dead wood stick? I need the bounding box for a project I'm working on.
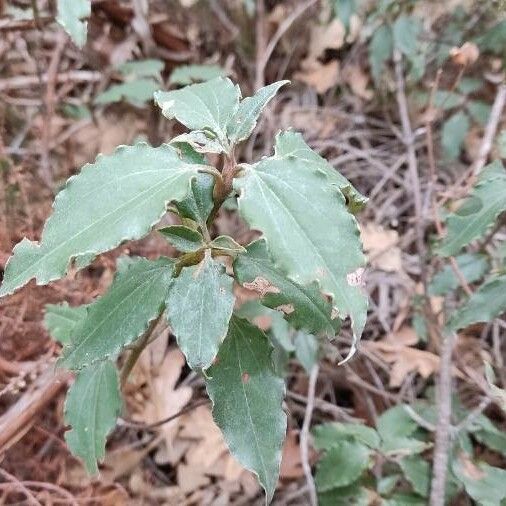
[0,368,71,453]
[0,71,102,92]
[300,364,319,506]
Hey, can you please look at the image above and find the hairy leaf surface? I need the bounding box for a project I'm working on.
[155,77,240,150]
[64,360,121,474]
[56,0,90,48]
[166,255,234,370]
[206,317,286,503]
[94,79,159,105]
[175,172,214,228]
[315,440,370,492]
[234,138,367,354]
[273,131,367,213]
[0,143,203,297]
[234,239,339,335]
[210,235,246,255]
[169,64,228,85]
[447,274,506,330]
[437,161,506,256]
[313,422,380,450]
[227,81,289,144]
[61,257,174,369]
[44,303,87,344]
[428,253,489,296]
[158,225,204,252]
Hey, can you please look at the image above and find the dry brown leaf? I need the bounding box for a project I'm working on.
[180,406,227,469]
[343,64,373,100]
[450,42,480,66]
[295,60,340,94]
[279,430,312,479]
[363,327,440,387]
[134,349,192,464]
[307,19,346,59]
[177,463,211,493]
[361,223,402,272]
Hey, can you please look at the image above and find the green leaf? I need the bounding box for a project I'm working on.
[118,59,164,79]
[205,316,286,503]
[458,78,483,94]
[0,143,203,297]
[442,111,470,160]
[227,81,289,145]
[272,131,367,213]
[169,64,228,86]
[64,360,121,474]
[437,161,506,257]
[399,456,430,497]
[497,129,506,158]
[319,484,370,506]
[312,422,380,450]
[155,77,240,151]
[332,0,356,29]
[393,15,421,57]
[61,257,174,370]
[156,78,288,152]
[377,405,418,439]
[94,79,159,105]
[294,331,319,374]
[383,493,426,506]
[175,172,214,228]
[171,130,227,154]
[447,274,506,330]
[44,303,87,344]
[377,405,428,455]
[56,0,90,48]
[235,300,292,352]
[475,20,506,55]
[428,253,489,296]
[234,135,367,356]
[467,101,491,126]
[369,24,393,84]
[158,225,204,253]
[315,440,370,492]
[167,255,234,370]
[209,235,246,255]
[473,421,506,457]
[452,456,506,505]
[484,362,506,415]
[234,239,339,335]
[377,474,401,495]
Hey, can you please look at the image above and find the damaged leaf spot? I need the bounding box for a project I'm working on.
[331,307,339,320]
[275,303,295,315]
[243,276,281,296]
[347,267,365,287]
[459,453,485,480]
[241,372,250,383]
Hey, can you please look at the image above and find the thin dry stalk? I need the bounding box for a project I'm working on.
[300,364,319,506]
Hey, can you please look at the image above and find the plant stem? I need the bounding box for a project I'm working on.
[300,364,319,506]
[207,153,237,226]
[429,331,456,506]
[120,314,162,388]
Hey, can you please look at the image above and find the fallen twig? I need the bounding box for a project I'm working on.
[0,71,102,92]
[300,364,319,506]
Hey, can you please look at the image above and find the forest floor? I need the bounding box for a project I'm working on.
[0,1,505,505]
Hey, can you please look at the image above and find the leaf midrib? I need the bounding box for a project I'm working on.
[64,265,168,366]
[441,191,506,254]
[231,319,269,486]
[4,168,194,292]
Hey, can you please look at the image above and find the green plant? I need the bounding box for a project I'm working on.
[313,401,506,505]
[0,77,369,503]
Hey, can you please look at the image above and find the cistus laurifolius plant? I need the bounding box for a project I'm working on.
[0,77,368,503]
